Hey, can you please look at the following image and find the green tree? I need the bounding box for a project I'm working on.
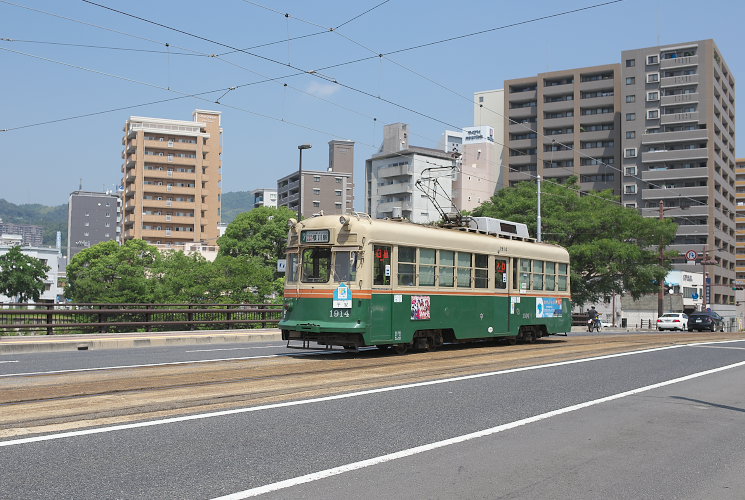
[0,245,51,303]
[473,178,678,306]
[65,239,161,303]
[217,206,296,266]
[207,255,277,303]
[152,250,215,303]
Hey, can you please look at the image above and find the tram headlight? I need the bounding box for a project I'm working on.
[339,215,350,226]
[288,218,297,229]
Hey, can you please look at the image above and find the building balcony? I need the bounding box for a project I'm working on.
[675,224,710,236]
[659,55,698,70]
[579,95,615,108]
[660,93,699,107]
[579,113,616,125]
[141,199,195,210]
[144,170,196,181]
[507,106,537,120]
[508,121,537,134]
[508,89,537,101]
[542,100,574,113]
[579,146,615,158]
[641,204,708,218]
[641,166,708,182]
[376,201,413,213]
[641,185,708,200]
[377,182,413,196]
[641,148,708,163]
[508,154,537,165]
[543,148,573,161]
[642,128,707,144]
[142,214,196,225]
[660,74,698,88]
[542,83,574,96]
[579,79,615,92]
[660,111,700,125]
[510,138,538,149]
[143,139,198,152]
[378,164,412,178]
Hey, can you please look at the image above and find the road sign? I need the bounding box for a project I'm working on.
[685,249,697,261]
[691,292,699,300]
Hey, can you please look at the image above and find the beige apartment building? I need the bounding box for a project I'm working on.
[121,110,223,248]
[501,64,622,192]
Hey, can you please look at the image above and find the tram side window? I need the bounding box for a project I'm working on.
[333,251,358,283]
[374,245,391,285]
[457,252,472,287]
[439,250,455,287]
[532,260,544,290]
[286,253,299,283]
[475,254,489,288]
[301,247,331,283]
[419,248,436,286]
[519,258,532,290]
[557,263,569,291]
[398,246,416,286]
[545,262,556,291]
[495,259,507,289]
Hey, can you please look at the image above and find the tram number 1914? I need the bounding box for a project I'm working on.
[330,309,351,318]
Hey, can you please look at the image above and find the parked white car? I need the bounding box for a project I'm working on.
[656,312,688,331]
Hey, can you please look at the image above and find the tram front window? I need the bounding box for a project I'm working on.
[301,247,331,283]
[333,251,358,283]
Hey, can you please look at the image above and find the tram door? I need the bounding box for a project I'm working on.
[370,244,394,343]
[495,257,510,332]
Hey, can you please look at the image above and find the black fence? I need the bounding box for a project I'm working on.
[0,303,283,336]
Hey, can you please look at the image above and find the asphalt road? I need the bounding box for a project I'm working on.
[1,337,744,499]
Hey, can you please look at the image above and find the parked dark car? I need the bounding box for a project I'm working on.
[687,311,724,332]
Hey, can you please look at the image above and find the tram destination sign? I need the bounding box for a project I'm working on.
[301,229,330,244]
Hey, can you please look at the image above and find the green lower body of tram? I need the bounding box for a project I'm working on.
[280,293,572,352]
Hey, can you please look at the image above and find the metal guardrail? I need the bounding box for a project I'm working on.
[0,303,283,335]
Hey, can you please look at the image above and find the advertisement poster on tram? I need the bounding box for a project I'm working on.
[411,296,431,320]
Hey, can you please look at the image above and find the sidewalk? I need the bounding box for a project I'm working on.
[0,328,283,355]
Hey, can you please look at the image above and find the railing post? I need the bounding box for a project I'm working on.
[188,305,195,330]
[145,304,152,332]
[46,304,54,335]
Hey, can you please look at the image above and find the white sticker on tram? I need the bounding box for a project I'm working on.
[1,339,743,451]
[212,355,745,499]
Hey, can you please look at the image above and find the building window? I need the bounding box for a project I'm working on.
[647,109,660,119]
[626,131,636,139]
[646,91,660,101]
[625,59,635,67]
[626,95,636,103]
[479,96,484,102]
[647,54,659,65]
[625,202,637,208]
[626,77,635,85]
[312,201,320,207]
[335,190,342,196]
[624,166,637,176]
[626,113,636,121]
[313,176,321,182]
[646,73,660,83]
[624,184,637,194]
[624,148,638,158]
[313,188,320,195]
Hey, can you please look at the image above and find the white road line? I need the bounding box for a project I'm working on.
[212,357,745,499]
[0,351,327,378]
[694,345,745,350]
[0,360,19,364]
[1,338,743,449]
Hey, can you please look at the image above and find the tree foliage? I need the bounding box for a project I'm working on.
[472,178,678,306]
[218,206,295,267]
[0,245,51,303]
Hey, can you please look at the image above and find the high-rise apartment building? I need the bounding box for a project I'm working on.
[121,110,222,248]
[249,189,278,209]
[67,190,121,261]
[736,159,745,287]
[277,140,354,218]
[0,221,43,247]
[620,40,736,309]
[501,64,622,192]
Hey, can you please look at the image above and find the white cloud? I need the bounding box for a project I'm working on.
[305,81,341,98]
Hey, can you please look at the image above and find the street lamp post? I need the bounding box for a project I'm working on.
[297,144,311,220]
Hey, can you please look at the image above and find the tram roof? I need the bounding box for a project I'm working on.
[294,215,569,262]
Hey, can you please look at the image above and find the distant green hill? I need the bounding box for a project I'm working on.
[221,191,254,224]
[0,192,252,251]
[0,199,68,251]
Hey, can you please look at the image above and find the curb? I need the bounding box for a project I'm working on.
[0,330,283,355]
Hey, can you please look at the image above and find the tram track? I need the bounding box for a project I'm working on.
[1,332,740,438]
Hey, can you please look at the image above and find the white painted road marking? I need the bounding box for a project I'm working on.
[185,346,281,352]
[213,357,745,499]
[1,339,743,449]
[0,360,19,364]
[694,345,745,350]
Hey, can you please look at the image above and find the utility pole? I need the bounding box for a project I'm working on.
[658,200,665,317]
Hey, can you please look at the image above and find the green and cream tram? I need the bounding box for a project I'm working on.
[280,213,571,353]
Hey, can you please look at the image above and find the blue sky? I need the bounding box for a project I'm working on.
[1,0,743,208]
